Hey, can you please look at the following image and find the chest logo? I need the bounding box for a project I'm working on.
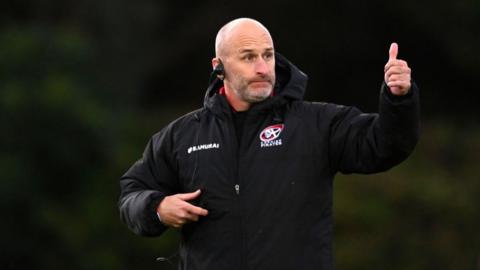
[188,143,220,154]
[259,124,284,148]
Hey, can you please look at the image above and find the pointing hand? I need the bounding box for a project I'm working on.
[157,189,208,228]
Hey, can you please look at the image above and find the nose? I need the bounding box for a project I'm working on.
[255,58,269,75]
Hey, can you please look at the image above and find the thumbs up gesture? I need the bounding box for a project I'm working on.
[384,43,412,96]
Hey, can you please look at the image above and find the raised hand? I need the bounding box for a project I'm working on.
[384,42,412,95]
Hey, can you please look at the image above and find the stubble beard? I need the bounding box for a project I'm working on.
[232,76,276,104]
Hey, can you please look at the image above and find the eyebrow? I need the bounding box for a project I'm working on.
[239,47,274,54]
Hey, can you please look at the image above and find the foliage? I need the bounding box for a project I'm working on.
[1,1,479,269]
[335,120,480,270]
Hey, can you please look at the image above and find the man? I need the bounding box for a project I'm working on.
[119,18,419,270]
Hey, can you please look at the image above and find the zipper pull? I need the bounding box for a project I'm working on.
[234,184,240,195]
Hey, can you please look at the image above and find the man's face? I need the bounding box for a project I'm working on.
[222,25,276,104]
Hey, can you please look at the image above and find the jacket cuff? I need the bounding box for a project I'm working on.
[147,193,169,231]
[382,81,417,103]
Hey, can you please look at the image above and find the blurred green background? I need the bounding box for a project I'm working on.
[1,1,479,269]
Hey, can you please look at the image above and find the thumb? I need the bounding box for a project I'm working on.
[389,42,398,61]
[177,189,202,201]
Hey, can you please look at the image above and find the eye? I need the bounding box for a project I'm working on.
[263,52,274,61]
[243,54,256,62]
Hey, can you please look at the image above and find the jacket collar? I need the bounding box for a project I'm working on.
[203,52,308,118]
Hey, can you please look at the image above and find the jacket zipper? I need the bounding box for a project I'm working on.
[234,146,245,270]
[227,113,245,270]
[230,112,246,270]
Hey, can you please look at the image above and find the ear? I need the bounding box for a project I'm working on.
[212,58,221,70]
[211,57,225,80]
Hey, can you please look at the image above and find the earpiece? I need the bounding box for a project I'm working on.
[213,60,225,80]
[208,59,225,85]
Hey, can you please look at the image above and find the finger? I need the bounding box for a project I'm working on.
[185,203,209,216]
[385,67,404,80]
[176,189,202,201]
[389,42,398,61]
[167,216,185,228]
[386,74,411,83]
[387,79,410,87]
[387,80,410,89]
[386,70,411,82]
[177,211,198,222]
[184,213,200,222]
[385,66,410,77]
[384,59,408,72]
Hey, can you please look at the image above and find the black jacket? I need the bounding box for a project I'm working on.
[119,53,420,270]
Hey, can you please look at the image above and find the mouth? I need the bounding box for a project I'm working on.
[249,81,271,87]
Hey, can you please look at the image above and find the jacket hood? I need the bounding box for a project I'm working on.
[203,52,308,115]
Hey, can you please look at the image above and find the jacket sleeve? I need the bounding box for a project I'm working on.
[328,82,420,174]
[118,126,179,236]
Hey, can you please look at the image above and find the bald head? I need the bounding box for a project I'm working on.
[215,18,273,59]
[211,18,276,111]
